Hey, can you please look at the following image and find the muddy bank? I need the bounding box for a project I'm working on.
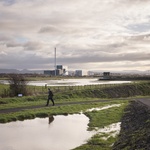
[112,100,150,150]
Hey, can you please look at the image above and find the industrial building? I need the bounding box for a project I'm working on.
[75,70,82,76]
[44,65,67,76]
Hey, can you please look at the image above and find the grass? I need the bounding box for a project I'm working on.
[0,100,128,123]
[0,81,150,149]
[85,104,127,130]
[72,102,128,150]
[0,80,150,99]
[0,84,9,96]
[0,96,129,150]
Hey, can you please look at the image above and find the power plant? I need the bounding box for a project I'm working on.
[44,47,82,76]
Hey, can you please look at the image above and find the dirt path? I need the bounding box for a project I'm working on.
[0,97,150,114]
[0,99,113,114]
[134,97,150,107]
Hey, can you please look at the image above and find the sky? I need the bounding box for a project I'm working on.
[0,0,150,73]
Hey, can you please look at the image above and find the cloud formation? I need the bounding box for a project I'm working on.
[0,0,150,73]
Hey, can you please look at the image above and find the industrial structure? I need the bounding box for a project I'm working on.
[44,65,67,76]
[44,47,83,76]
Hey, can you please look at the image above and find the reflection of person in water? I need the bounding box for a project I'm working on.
[49,116,54,124]
[46,88,55,106]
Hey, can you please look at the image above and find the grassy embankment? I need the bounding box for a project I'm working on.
[0,81,150,122]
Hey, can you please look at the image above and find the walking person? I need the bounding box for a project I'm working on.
[46,88,55,106]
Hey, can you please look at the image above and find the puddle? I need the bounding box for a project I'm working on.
[0,114,94,150]
[97,122,121,133]
[0,105,122,150]
[96,122,121,139]
[88,122,121,141]
[86,104,122,112]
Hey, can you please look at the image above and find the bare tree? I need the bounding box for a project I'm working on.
[8,74,28,97]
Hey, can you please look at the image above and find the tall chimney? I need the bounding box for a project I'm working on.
[54,47,56,76]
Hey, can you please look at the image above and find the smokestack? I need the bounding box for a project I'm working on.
[54,47,56,76]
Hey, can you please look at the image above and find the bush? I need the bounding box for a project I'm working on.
[8,74,28,97]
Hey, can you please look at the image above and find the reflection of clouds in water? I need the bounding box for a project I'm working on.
[95,122,121,140]
[86,104,122,112]
[0,106,122,150]
[97,122,121,133]
[1,79,131,86]
[0,114,93,150]
[35,79,131,86]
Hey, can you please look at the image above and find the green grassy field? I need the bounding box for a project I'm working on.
[0,80,150,150]
[73,104,128,150]
[0,96,129,150]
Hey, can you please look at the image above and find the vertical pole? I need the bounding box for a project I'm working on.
[55,47,56,76]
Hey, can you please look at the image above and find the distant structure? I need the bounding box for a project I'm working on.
[68,71,75,76]
[75,70,82,76]
[88,71,103,76]
[43,47,82,76]
[103,72,111,79]
[98,72,111,80]
[44,65,67,76]
[54,47,56,76]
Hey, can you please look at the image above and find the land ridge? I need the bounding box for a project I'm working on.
[113,98,150,150]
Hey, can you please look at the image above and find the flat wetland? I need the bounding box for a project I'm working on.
[0,78,150,150]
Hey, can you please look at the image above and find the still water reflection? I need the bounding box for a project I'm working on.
[0,114,94,150]
[0,78,131,86]
[28,79,131,86]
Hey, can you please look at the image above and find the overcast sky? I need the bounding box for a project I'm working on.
[0,0,150,73]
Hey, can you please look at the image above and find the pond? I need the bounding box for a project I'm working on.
[0,114,94,150]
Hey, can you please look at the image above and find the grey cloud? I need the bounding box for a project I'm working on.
[119,33,150,47]
[0,0,16,6]
[0,34,12,42]
[56,50,150,64]
[120,0,150,6]
[0,0,150,71]
[124,0,150,3]
[92,43,128,53]
[129,34,150,41]
[0,35,22,48]
[6,42,22,48]
[0,46,149,70]
[39,25,98,37]
[0,52,53,69]
[39,26,62,34]
[24,41,43,51]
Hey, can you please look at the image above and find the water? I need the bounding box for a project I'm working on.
[0,105,122,150]
[86,104,122,112]
[0,114,94,150]
[29,79,131,86]
[0,78,131,86]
